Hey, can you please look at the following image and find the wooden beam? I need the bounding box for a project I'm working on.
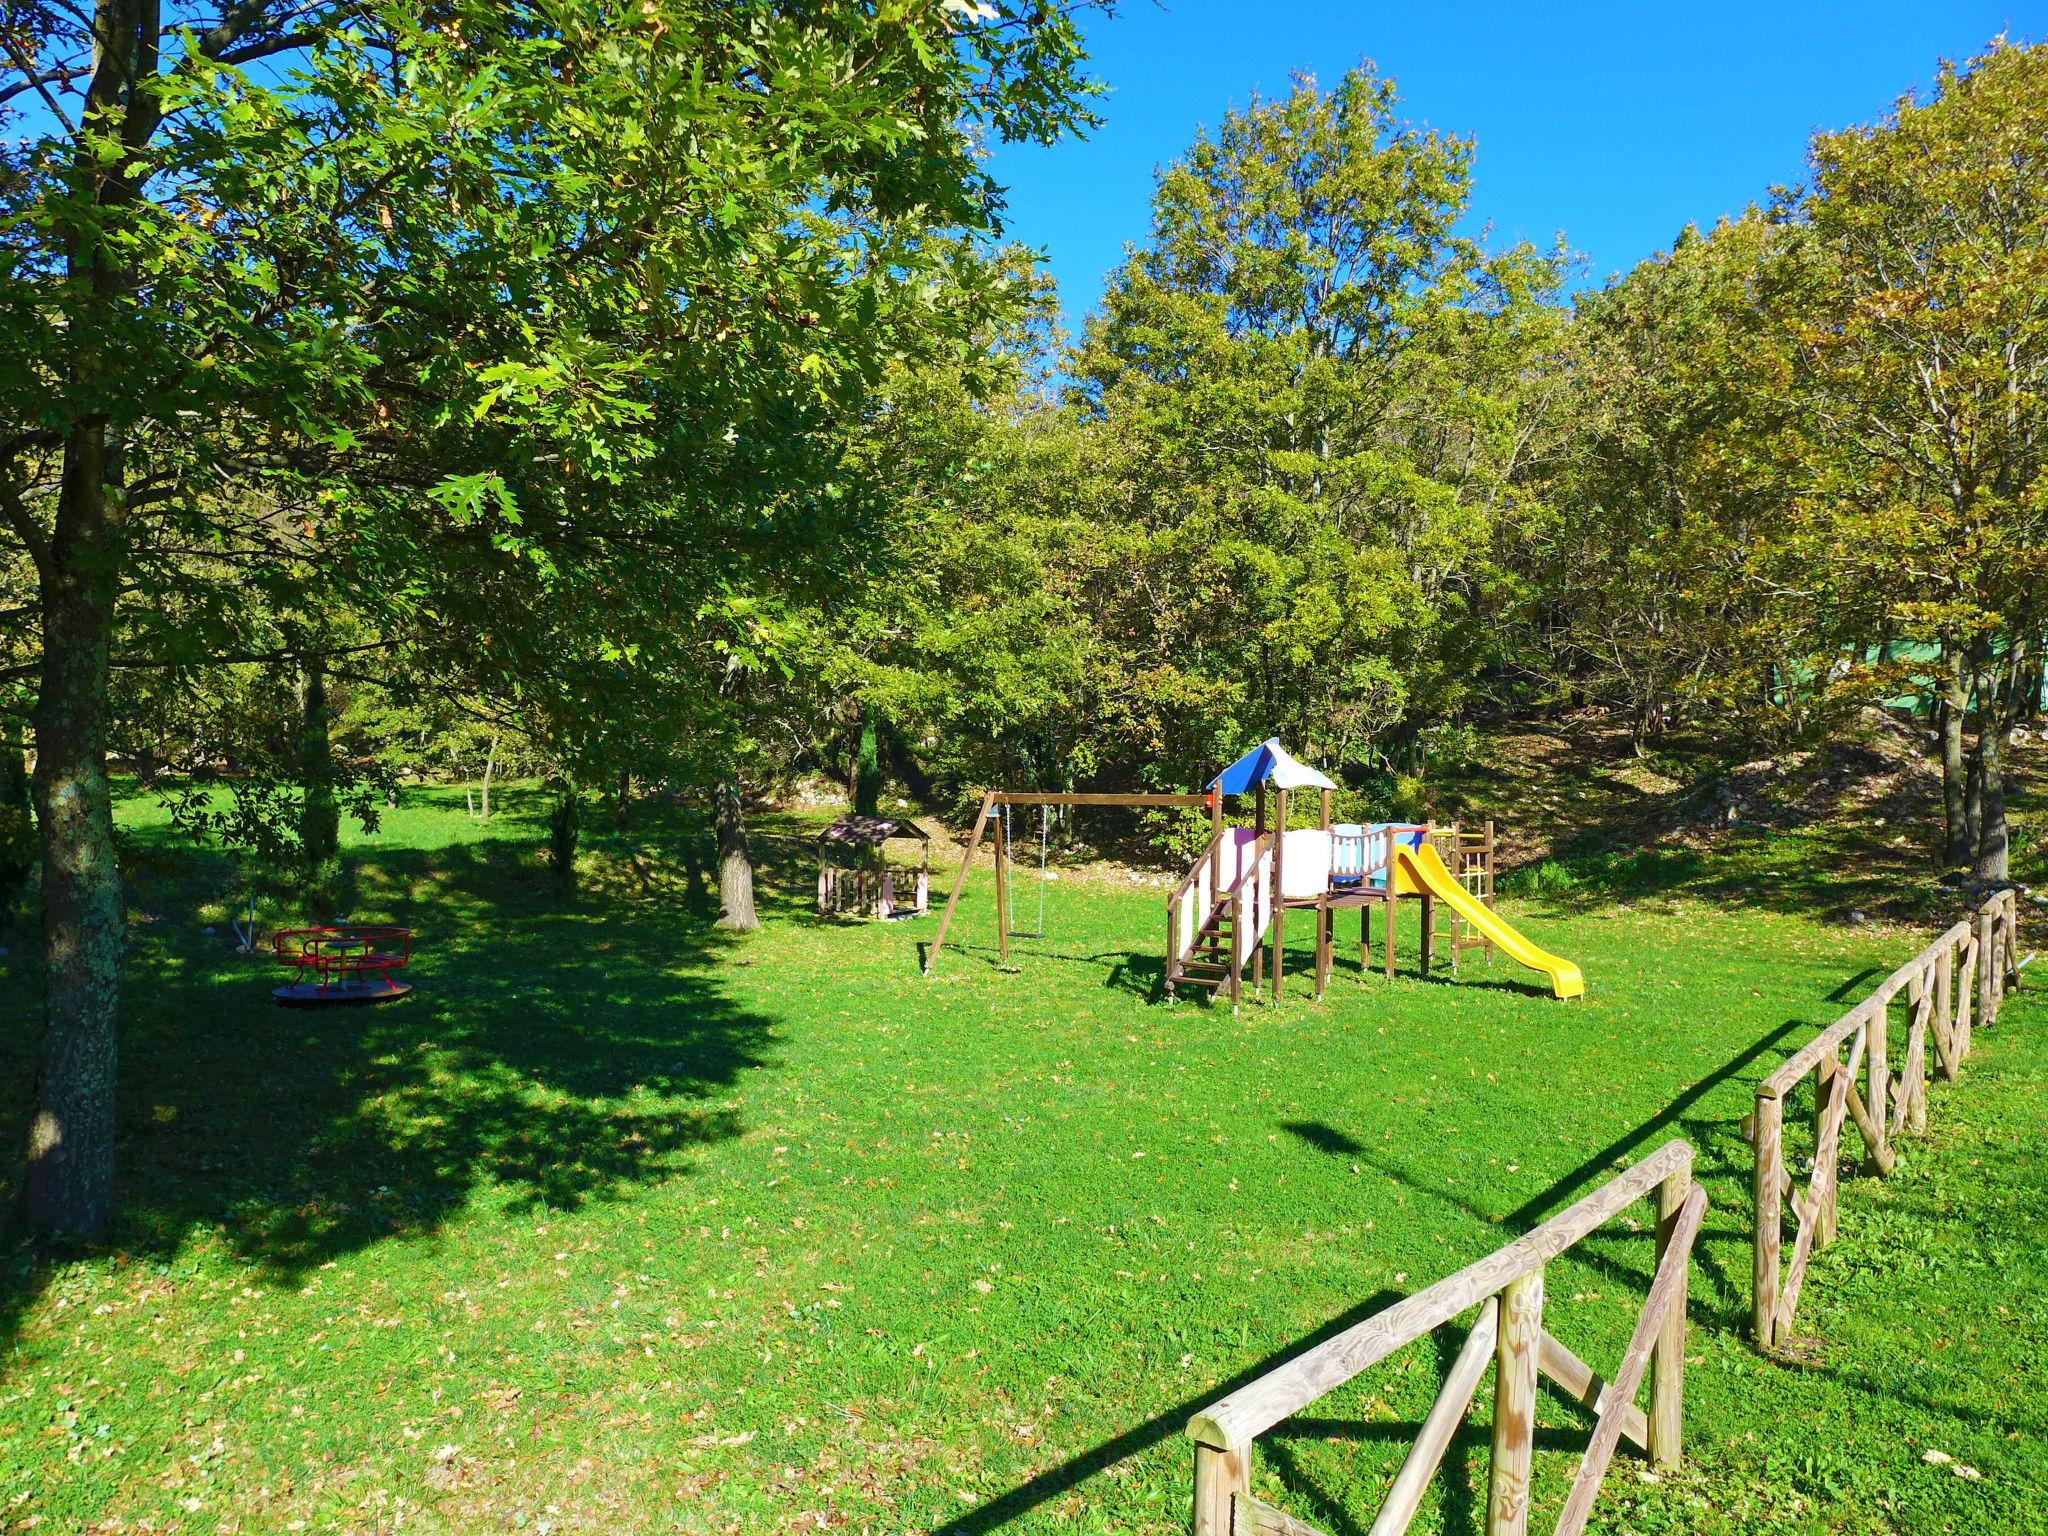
[1192,1440,1250,1536]
[1271,787,1287,1001]
[1538,1330,1648,1455]
[1189,1141,1693,1452]
[1367,1298,1499,1536]
[1649,1166,1690,1466]
[1752,1091,1782,1348]
[991,790,1208,808]
[923,793,994,977]
[1488,1267,1543,1536]
[1554,1185,1707,1536]
[1235,1494,1333,1536]
[993,805,1011,968]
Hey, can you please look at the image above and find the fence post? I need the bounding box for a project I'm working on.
[1649,1167,1690,1466]
[1977,903,1995,1037]
[1165,897,1179,1003]
[1992,894,2013,1024]
[1863,1007,1887,1170]
[1811,1055,1837,1246]
[1489,1267,1544,1536]
[1935,944,1956,1081]
[1907,969,1929,1137]
[1752,1091,1783,1348]
[1191,1441,1248,1536]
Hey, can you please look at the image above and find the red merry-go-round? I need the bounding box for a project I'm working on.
[271,924,415,1006]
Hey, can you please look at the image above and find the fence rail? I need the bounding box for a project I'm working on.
[1751,889,2020,1347]
[1188,1140,1704,1536]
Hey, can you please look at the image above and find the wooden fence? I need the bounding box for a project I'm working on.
[1187,1140,1705,1536]
[1751,889,2020,1348]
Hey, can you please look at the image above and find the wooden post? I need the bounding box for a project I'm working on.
[1907,969,1929,1137]
[1371,1298,1500,1536]
[880,869,895,921]
[1191,1440,1249,1536]
[1317,790,1333,997]
[1812,1053,1837,1246]
[1864,1006,1887,1171]
[1207,792,1225,969]
[1446,821,1462,974]
[926,792,995,975]
[1384,884,1397,980]
[1361,903,1370,971]
[1977,904,1995,1037]
[1270,787,1287,1001]
[1649,1168,1690,1466]
[1488,1267,1544,1536]
[1229,883,1242,1013]
[1956,929,1976,1060]
[1420,891,1435,975]
[1935,944,1955,1081]
[993,805,1011,967]
[1483,820,1497,965]
[1752,1091,1783,1348]
[1165,897,1180,1004]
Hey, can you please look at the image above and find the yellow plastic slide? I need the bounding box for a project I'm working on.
[1392,842,1585,1000]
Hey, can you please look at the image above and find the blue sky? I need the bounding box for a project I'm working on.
[987,1,2039,323]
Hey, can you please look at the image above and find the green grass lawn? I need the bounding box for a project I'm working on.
[0,788,2040,1534]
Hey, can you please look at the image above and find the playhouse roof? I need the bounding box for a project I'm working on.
[1208,738,1339,796]
[818,814,929,847]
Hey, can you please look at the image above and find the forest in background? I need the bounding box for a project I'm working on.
[2,8,2045,1236]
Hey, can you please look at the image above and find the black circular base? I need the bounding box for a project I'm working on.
[273,978,413,1007]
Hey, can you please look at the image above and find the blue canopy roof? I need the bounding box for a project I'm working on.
[1208,738,1339,796]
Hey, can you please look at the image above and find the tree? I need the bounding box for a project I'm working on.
[712,781,758,931]
[1786,40,2048,879]
[1067,67,1567,777]
[1518,215,1817,749]
[1,0,1103,1234]
[853,715,884,818]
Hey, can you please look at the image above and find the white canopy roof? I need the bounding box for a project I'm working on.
[1208,738,1339,795]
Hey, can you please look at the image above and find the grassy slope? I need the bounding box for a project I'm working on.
[0,781,2039,1535]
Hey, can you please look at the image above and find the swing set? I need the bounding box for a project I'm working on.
[923,789,1211,974]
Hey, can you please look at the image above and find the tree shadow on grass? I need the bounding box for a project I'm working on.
[1273,1014,1813,1335]
[944,1287,1631,1536]
[937,1287,1401,1534]
[0,823,780,1354]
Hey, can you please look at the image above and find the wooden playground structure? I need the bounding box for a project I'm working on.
[921,740,1580,1003]
[1166,796,1503,1006]
[816,814,931,920]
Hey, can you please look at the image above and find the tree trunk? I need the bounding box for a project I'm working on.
[715,780,758,931]
[297,652,340,915]
[853,715,882,818]
[1975,720,2010,884]
[20,0,162,1238]
[548,778,580,894]
[1974,644,2022,886]
[614,768,632,829]
[0,716,32,915]
[1964,749,1983,857]
[1939,646,1970,867]
[24,424,124,1238]
[476,732,499,823]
